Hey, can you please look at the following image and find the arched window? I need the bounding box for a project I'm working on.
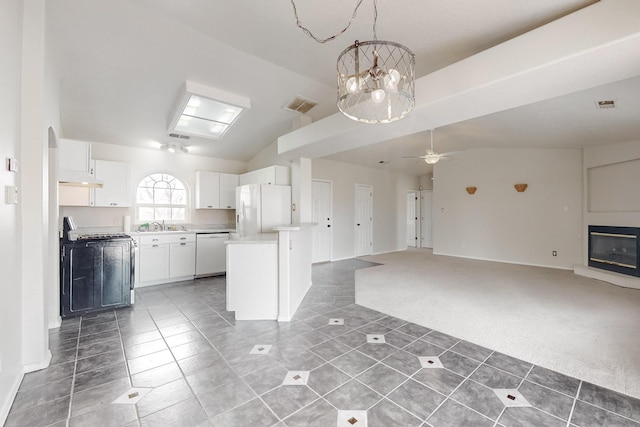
[136,173,188,222]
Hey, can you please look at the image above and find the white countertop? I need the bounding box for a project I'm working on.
[128,230,194,236]
[271,222,317,231]
[190,228,235,233]
[128,227,235,236]
[225,233,278,245]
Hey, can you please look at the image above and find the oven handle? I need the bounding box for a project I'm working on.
[130,239,137,290]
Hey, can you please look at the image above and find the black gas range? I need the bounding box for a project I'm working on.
[60,217,135,318]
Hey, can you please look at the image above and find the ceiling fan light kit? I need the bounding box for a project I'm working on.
[289,0,415,124]
[403,129,452,165]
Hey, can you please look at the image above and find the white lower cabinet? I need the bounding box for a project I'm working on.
[139,244,170,282]
[170,242,196,278]
[136,233,195,286]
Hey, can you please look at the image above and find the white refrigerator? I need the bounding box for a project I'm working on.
[236,184,292,236]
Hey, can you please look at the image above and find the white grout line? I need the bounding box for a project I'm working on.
[114,309,142,427]
[64,317,82,424]
[566,380,582,427]
[418,349,497,425]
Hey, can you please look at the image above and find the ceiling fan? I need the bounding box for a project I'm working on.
[402,129,455,164]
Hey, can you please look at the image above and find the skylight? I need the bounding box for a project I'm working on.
[168,81,251,140]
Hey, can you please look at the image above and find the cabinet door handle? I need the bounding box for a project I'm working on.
[152,238,159,241]
[180,243,186,246]
[207,205,213,208]
[180,237,187,240]
[152,244,158,247]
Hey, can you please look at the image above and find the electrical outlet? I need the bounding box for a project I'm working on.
[552,250,557,256]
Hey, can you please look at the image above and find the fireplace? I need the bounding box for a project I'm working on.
[588,226,640,277]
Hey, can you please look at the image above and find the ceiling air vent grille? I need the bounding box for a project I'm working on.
[595,100,616,109]
[169,133,190,140]
[284,96,318,114]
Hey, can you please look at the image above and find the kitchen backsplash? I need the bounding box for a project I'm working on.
[60,206,236,230]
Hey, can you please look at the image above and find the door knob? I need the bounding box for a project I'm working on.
[357,223,360,226]
[327,225,331,228]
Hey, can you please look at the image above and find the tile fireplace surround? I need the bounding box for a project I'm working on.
[5,259,640,426]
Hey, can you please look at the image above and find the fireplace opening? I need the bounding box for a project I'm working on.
[588,226,640,277]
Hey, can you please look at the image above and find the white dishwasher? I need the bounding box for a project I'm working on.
[195,232,229,277]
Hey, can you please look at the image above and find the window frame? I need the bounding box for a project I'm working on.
[135,172,189,224]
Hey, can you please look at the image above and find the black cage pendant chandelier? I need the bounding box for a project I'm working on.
[290,0,415,124]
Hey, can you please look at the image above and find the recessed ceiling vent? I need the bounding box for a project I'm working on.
[284,96,318,114]
[169,133,190,140]
[595,100,616,109]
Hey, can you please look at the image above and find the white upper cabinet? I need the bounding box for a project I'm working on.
[58,138,93,182]
[195,171,221,209]
[195,171,239,209]
[239,165,290,186]
[219,173,239,209]
[91,160,131,207]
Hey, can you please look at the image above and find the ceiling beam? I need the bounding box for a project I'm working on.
[277,0,640,159]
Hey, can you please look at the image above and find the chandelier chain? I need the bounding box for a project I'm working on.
[289,0,378,44]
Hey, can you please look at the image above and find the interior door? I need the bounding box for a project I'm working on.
[312,180,332,263]
[406,191,418,247]
[421,190,433,248]
[355,184,373,256]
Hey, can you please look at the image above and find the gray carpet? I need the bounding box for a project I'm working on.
[356,248,640,399]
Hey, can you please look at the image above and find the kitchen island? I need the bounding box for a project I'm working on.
[225,223,315,321]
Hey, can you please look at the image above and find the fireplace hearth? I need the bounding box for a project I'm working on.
[588,225,640,277]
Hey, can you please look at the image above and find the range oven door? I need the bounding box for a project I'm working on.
[60,239,133,318]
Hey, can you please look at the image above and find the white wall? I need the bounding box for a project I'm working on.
[433,148,583,269]
[247,140,290,171]
[0,0,25,422]
[313,159,419,260]
[582,140,640,263]
[59,142,247,229]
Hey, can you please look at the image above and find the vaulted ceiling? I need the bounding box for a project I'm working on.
[48,0,640,175]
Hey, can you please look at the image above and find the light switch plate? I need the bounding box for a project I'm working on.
[5,186,19,204]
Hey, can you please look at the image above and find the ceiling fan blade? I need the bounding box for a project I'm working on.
[401,155,427,159]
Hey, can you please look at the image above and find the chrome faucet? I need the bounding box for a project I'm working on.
[151,221,164,231]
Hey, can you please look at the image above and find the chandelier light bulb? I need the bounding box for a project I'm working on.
[385,69,401,90]
[345,76,359,93]
[371,88,386,103]
[388,68,400,84]
[167,146,176,153]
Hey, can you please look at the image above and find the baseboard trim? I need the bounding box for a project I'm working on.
[432,251,573,271]
[48,316,62,330]
[23,350,52,374]
[0,370,24,426]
